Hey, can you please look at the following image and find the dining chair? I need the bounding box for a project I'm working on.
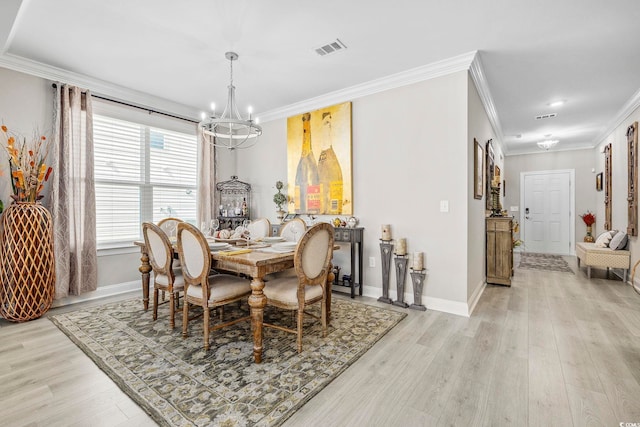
[247,217,271,240]
[142,222,185,329]
[279,217,307,242]
[263,222,335,353]
[157,217,183,238]
[177,222,252,351]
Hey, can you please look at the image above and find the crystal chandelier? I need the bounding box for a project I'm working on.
[536,139,559,150]
[201,52,262,150]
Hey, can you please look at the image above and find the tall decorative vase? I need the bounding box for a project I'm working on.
[0,202,55,322]
[584,225,595,243]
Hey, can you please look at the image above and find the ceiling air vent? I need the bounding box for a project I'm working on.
[314,39,347,56]
[535,113,557,120]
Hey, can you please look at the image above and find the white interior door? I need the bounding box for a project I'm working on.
[521,171,573,255]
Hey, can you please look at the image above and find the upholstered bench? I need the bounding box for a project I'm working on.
[575,241,630,280]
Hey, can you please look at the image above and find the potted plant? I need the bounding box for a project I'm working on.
[273,181,288,223]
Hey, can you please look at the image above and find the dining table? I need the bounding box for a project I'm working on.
[134,240,334,363]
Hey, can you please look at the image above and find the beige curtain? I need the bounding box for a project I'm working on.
[51,84,97,298]
[197,128,216,226]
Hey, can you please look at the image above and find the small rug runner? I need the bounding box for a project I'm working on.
[50,297,405,427]
[518,252,574,273]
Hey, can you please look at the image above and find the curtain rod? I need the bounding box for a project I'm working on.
[51,83,200,124]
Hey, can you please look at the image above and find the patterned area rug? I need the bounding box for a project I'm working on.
[518,252,574,273]
[50,297,405,427]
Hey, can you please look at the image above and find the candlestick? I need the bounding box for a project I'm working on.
[395,238,406,255]
[381,224,392,241]
[412,252,424,271]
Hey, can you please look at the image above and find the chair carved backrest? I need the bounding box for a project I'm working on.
[157,217,183,238]
[142,222,175,279]
[280,218,307,242]
[294,222,335,287]
[176,223,211,301]
[248,217,271,239]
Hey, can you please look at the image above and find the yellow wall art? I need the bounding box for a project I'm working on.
[287,101,352,215]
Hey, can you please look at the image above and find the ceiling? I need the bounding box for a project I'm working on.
[1,0,640,155]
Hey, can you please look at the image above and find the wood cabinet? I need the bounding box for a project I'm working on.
[486,217,513,286]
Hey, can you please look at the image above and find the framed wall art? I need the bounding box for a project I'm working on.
[286,102,353,215]
[596,172,603,191]
[474,138,484,199]
[485,139,495,210]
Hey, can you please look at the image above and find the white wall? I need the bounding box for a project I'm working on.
[238,71,474,314]
[0,67,53,204]
[595,104,640,287]
[467,75,497,309]
[504,148,595,249]
[1,65,498,314]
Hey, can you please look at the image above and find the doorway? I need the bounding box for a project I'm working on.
[520,170,574,255]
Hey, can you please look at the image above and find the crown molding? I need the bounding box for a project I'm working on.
[258,51,479,123]
[593,86,640,146]
[504,144,594,157]
[0,53,201,121]
[468,52,505,152]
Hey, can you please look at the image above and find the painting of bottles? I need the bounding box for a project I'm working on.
[286,102,352,215]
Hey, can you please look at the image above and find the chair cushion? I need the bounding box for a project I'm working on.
[154,270,185,289]
[609,231,628,250]
[263,276,323,305]
[186,274,251,302]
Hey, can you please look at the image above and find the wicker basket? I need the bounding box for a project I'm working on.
[0,202,55,322]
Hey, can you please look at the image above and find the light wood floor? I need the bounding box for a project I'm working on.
[1,256,640,426]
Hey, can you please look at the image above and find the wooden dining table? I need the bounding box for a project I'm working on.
[134,241,333,363]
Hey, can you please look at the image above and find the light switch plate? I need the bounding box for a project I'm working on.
[440,200,449,212]
[510,206,519,212]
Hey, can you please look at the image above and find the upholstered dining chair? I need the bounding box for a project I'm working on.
[279,217,307,242]
[176,222,252,351]
[247,217,271,240]
[142,222,185,329]
[263,222,335,353]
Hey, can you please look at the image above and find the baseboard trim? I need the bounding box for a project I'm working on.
[52,281,140,308]
[467,280,487,316]
[361,285,470,317]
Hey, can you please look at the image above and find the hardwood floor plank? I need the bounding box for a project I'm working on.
[2,257,640,426]
[528,344,573,426]
[481,352,528,427]
[566,384,617,427]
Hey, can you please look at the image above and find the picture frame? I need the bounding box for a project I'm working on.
[287,102,353,215]
[596,172,603,191]
[474,138,484,199]
[485,139,495,209]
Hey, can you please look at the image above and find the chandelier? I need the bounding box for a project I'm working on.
[201,52,262,150]
[536,139,559,150]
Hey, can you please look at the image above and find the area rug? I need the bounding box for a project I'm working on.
[518,252,574,273]
[49,297,405,427]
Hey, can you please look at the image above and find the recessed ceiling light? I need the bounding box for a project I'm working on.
[549,100,565,107]
[537,140,559,150]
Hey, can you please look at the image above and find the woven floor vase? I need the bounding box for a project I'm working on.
[0,202,55,322]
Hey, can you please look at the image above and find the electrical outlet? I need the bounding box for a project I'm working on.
[369,257,376,268]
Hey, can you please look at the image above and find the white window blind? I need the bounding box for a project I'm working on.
[93,114,197,248]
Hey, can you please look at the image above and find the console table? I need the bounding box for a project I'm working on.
[271,224,364,298]
[333,227,364,298]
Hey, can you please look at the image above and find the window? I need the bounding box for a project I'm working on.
[93,113,197,248]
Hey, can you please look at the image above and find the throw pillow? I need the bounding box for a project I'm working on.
[609,231,628,250]
[595,231,613,247]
